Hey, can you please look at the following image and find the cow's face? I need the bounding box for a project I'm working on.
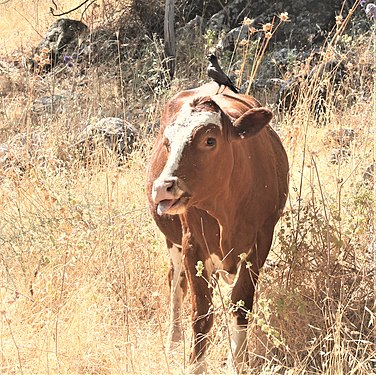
[152,97,272,216]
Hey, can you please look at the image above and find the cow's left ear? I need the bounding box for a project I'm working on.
[230,107,272,140]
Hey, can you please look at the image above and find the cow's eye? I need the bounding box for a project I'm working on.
[205,137,216,147]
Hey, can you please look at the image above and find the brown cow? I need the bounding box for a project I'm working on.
[146,82,289,373]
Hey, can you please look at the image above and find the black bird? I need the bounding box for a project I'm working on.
[207,54,239,93]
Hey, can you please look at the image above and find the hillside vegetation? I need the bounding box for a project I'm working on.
[0,1,374,374]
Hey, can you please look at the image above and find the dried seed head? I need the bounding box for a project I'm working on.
[262,23,272,32]
[359,56,366,65]
[279,12,289,22]
[265,32,273,39]
[242,17,253,27]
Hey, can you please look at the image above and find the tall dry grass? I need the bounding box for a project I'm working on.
[0,1,375,374]
[0,1,82,52]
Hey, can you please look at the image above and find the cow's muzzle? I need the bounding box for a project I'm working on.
[152,177,188,215]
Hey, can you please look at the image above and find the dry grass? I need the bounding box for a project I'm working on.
[0,1,81,52]
[0,0,133,54]
[0,1,375,374]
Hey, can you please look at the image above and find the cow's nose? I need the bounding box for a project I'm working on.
[152,177,178,204]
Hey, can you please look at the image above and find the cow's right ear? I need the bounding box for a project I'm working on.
[230,108,272,140]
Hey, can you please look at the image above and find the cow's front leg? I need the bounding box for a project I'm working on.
[228,259,255,373]
[229,224,275,372]
[183,233,214,374]
[167,241,187,350]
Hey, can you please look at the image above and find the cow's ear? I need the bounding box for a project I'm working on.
[230,108,272,140]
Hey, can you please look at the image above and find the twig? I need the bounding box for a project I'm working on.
[14,9,44,38]
[81,0,96,20]
[50,0,95,17]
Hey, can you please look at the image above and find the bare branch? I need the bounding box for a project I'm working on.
[50,0,96,17]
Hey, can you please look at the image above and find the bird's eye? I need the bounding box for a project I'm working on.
[205,137,216,147]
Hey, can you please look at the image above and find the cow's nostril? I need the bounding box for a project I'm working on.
[166,179,175,192]
[152,177,179,205]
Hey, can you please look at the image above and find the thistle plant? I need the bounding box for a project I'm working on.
[243,12,290,94]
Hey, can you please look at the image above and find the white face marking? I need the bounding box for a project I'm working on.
[160,103,221,179]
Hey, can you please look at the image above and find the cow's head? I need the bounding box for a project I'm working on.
[152,96,272,215]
